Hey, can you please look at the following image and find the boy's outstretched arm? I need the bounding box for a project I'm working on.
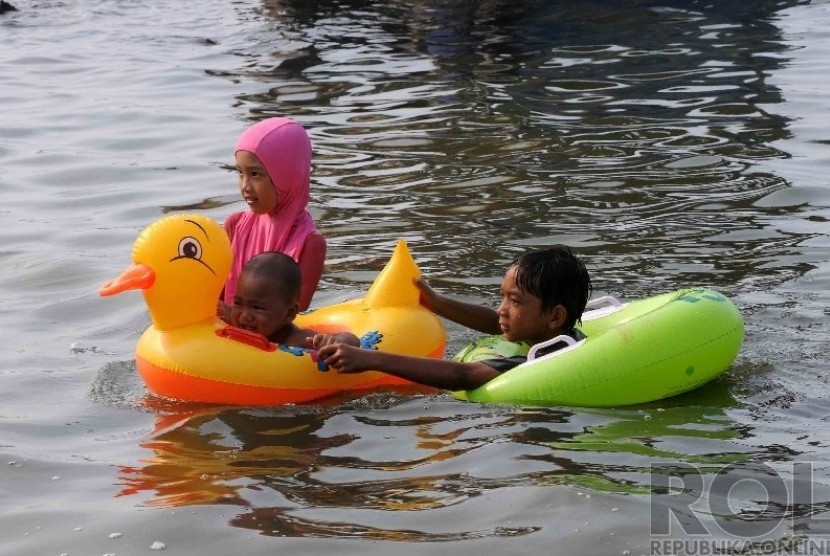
[414,278,501,335]
[314,341,499,391]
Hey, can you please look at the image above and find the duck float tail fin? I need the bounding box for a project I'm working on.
[361,240,421,309]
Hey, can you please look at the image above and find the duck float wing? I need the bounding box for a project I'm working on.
[295,240,446,362]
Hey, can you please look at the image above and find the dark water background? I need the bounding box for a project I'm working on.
[1,0,829,554]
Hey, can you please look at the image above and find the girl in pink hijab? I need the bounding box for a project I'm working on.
[222,117,326,313]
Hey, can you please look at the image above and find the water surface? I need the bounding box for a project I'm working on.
[1,0,829,554]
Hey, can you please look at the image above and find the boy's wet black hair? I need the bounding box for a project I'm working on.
[510,245,592,331]
[242,251,301,304]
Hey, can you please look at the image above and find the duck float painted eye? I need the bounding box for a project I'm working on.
[100,213,446,405]
[176,236,202,260]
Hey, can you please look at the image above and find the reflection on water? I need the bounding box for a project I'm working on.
[118,401,547,539]
[116,380,764,539]
[550,385,750,464]
[118,408,334,508]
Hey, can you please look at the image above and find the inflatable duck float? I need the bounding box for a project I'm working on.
[100,214,446,405]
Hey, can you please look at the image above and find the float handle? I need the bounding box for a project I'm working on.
[585,295,622,311]
[527,334,578,361]
[216,327,276,352]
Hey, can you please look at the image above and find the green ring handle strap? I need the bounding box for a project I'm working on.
[527,334,579,361]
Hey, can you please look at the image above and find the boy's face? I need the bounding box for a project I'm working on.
[236,150,277,214]
[496,266,565,345]
[231,271,297,342]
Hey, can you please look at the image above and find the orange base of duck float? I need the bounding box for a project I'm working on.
[100,214,446,405]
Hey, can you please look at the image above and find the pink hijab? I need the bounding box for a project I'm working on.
[223,117,318,305]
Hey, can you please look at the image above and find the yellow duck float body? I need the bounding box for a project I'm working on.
[100,214,446,405]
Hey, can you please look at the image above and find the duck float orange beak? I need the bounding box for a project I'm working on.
[99,214,446,405]
[100,263,155,295]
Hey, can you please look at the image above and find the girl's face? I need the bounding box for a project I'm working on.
[495,266,565,345]
[231,271,297,342]
[235,150,277,214]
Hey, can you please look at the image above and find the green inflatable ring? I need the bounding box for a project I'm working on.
[450,288,744,407]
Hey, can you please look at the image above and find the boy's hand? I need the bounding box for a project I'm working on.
[414,277,441,312]
[310,332,360,350]
[310,333,334,350]
[315,342,368,374]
